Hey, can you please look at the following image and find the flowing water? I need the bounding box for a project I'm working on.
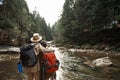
[0,47,120,80]
[54,47,120,80]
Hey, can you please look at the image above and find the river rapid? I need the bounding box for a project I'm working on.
[0,46,120,80]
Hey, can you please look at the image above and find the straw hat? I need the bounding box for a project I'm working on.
[30,33,42,42]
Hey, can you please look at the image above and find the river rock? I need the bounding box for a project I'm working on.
[84,57,112,68]
[92,57,112,67]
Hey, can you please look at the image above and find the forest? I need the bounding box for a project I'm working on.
[0,0,53,46]
[52,0,120,48]
[0,0,120,48]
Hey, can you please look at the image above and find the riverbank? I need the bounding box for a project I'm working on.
[64,43,120,52]
[80,43,120,52]
[58,43,120,59]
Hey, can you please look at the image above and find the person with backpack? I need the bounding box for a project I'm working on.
[40,40,57,80]
[21,33,50,80]
[22,33,41,80]
[20,33,59,80]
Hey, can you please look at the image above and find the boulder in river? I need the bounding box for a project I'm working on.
[84,57,112,68]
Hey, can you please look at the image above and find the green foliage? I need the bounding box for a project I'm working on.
[53,0,120,45]
[0,0,53,45]
[30,12,53,41]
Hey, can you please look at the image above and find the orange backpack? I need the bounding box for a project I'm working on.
[42,51,60,74]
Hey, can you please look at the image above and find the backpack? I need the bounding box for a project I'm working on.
[42,51,60,74]
[20,44,38,67]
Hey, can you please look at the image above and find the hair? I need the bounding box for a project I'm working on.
[40,40,47,47]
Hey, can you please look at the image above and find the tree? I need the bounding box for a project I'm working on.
[59,0,75,44]
[54,0,120,45]
[0,0,53,45]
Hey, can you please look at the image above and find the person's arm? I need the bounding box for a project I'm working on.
[39,44,54,52]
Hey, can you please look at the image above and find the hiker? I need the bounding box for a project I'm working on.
[23,33,56,80]
[23,33,41,80]
[40,40,57,80]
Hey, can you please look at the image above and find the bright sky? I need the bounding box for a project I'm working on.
[0,0,3,5]
[25,0,65,25]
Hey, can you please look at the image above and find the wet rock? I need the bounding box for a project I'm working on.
[93,57,112,67]
[0,46,20,54]
[84,57,112,68]
[83,61,95,68]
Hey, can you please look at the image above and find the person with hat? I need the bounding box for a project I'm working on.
[24,33,52,80]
